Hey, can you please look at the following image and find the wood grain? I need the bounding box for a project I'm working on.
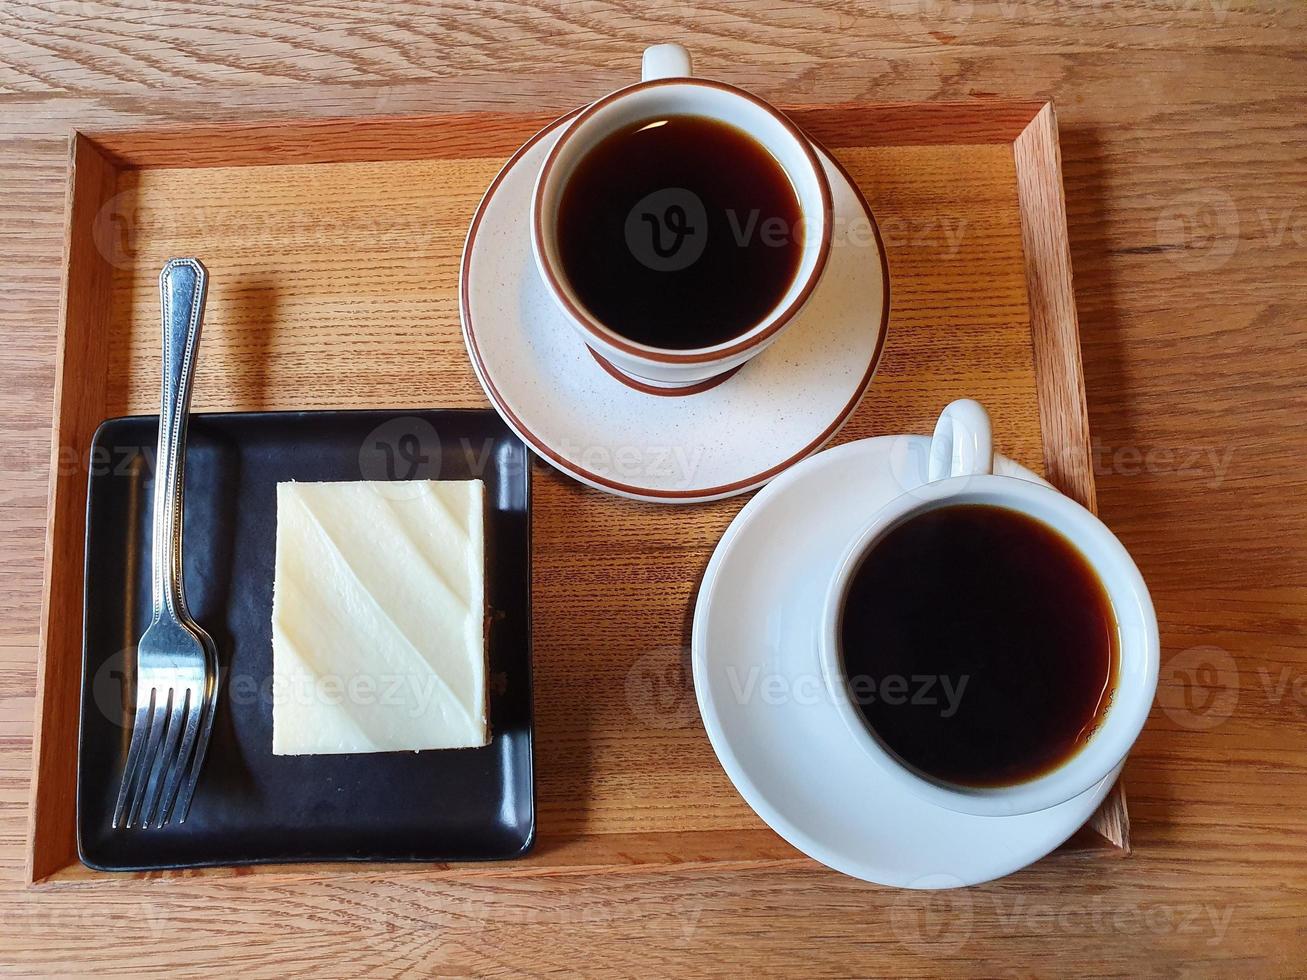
[28,134,118,885]
[33,103,1130,881]
[1015,103,1097,513]
[82,100,1047,169]
[2,2,1306,974]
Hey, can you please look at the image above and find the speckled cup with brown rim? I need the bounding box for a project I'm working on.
[531,43,834,395]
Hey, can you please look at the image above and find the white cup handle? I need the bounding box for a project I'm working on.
[928,399,994,482]
[642,43,692,81]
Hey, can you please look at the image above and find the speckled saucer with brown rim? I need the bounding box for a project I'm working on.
[459,113,889,504]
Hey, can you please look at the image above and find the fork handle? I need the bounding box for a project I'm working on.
[151,258,208,623]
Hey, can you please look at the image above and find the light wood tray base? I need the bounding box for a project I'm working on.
[31,100,1126,884]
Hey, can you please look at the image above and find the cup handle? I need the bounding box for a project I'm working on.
[642,43,692,81]
[927,399,994,482]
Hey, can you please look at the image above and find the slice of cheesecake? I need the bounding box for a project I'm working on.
[270,479,488,755]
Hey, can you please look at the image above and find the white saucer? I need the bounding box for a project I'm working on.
[692,435,1121,888]
[460,115,889,503]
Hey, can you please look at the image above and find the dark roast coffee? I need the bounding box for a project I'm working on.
[556,114,804,350]
[839,504,1118,787]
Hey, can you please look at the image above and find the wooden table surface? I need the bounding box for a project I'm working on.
[2,2,1304,974]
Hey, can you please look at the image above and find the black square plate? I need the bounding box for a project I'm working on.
[78,409,533,870]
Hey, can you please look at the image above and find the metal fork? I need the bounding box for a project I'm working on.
[112,257,220,829]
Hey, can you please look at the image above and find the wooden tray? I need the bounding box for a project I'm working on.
[30,100,1127,885]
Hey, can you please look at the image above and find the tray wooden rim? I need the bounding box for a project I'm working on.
[30,98,1127,886]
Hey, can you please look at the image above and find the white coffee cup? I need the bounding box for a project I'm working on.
[818,400,1159,817]
[531,43,833,394]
